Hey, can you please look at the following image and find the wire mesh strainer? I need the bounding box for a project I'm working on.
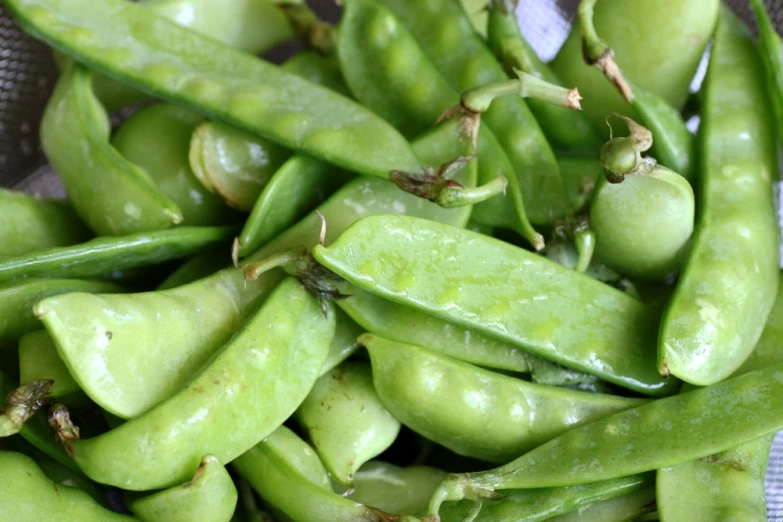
[1,0,783,517]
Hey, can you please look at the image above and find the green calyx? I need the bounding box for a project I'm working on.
[601,116,656,182]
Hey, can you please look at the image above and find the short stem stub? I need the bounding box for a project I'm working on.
[48,404,80,457]
[579,0,633,102]
[277,2,336,55]
[0,379,53,437]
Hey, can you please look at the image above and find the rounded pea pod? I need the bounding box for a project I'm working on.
[361,334,644,463]
[659,8,780,385]
[0,451,136,521]
[295,361,400,486]
[313,215,675,396]
[349,461,447,517]
[57,277,334,491]
[19,330,85,406]
[0,188,91,257]
[130,455,238,522]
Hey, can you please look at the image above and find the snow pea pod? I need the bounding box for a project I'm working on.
[350,461,447,517]
[319,308,363,377]
[112,104,236,226]
[156,250,229,290]
[377,0,571,225]
[57,277,334,491]
[19,330,84,406]
[546,487,656,522]
[130,455,238,522]
[8,0,477,207]
[0,451,137,522]
[0,189,91,257]
[0,226,234,283]
[659,8,780,385]
[0,278,123,347]
[361,334,645,463]
[295,361,400,486]
[313,215,675,396]
[425,362,783,520]
[751,0,783,143]
[484,0,601,157]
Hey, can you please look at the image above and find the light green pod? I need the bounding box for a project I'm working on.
[362,334,645,462]
[156,250,230,290]
[131,455,238,522]
[320,308,363,377]
[546,487,656,522]
[295,361,400,485]
[67,278,334,491]
[112,104,236,226]
[22,443,108,506]
[0,188,90,257]
[349,461,447,517]
[18,330,83,404]
[36,268,281,419]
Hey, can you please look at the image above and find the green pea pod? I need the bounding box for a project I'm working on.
[558,157,603,210]
[156,250,230,290]
[130,455,238,522]
[0,278,123,346]
[40,63,183,235]
[376,0,572,225]
[19,330,84,406]
[0,451,136,521]
[0,189,91,257]
[36,266,281,419]
[425,362,783,519]
[485,0,602,157]
[0,226,235,283]
[349,461,447,517]
[60,278,333,491]
[659,8,780,385]
[282,51,350,98]
[439,473,653,522]
[361,334,644,463]
[295,361,400,486]
[112,104,237,225]
[313,215,675,396]
[751,0,783,142]
[545,487,656,522]
[320,308,363,377]
[234,426,416,522]
[8,0,481,207]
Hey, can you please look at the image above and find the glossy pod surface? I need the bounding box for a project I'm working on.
[349,461,447,517]
[314,215,675,395]
[18,330,82,403]
[545,487,656,522]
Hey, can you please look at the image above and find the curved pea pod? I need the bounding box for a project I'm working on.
[425,363,783,519]
[36,265,281,419]
[320,308,362,377]
[551,0,718,132]
[19,330,84,406]
[41,63,182,236]
[112,104,236,225]
[0,278,123,347]
[349,461,446,517]
[313,215,675,396]
[752,0,783,143]
[130,455,237,522]
[20,443,108,506]
[659,8,780,386]
[234,426,416,522]
[7,0,455,205]
[485,0,602,157]
[0,226,234,283]
[295,361,400,486]
[440,473,653,522]
[545,487,656,522]
[58,278,333,490]
[558,157,602,210]
[0,451,136,521]
[361,334,644,463]
[0,189,91,257]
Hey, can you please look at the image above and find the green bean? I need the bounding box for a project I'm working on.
[349,461,447,517]
[658,8,780,385]
[55,278,334,491]
[0,189,91,257]
[19,330,85,406]
[545,487,656,522]
[130,455,238,522]
[0,226,234,283]
[313,215,675,395]
[751,0,783,142]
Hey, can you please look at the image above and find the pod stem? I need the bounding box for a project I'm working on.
[48,404,80,457]
[0,379,53,437]
[426,474,502,522]
[578,0,633,102]
[277,2,336,55]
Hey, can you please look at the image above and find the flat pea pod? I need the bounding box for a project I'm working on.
[40,62,182,236]
[545,487,656,522]
[425,362,783,519]
[375,0,572,224]
[319,308,363,377]
[111,104,236,225]
[0,451,136,522]
[61,277,334,491]
[558,157,602,210]
[313,215,675,396]
[0,188,91,257]
[234,426,418,522]
[295,361,401,486]
[349,461,447,517]
[19,330,84,405]
[658,8,780,385]
[36,266,281,419]
[439,473,653,522]
[485,0,602,157]
[0,225,235,283]
[751,0,783,143]
[130,455,238,522]
[361,334,645,463]
[7,0,473,206]
[0,278,123,347]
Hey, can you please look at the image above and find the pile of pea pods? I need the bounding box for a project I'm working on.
[3,0,783,520]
